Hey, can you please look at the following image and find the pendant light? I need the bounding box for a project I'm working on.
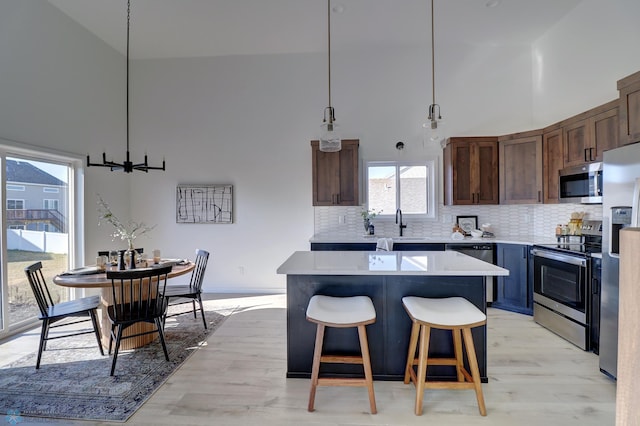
[319,0,341,152]
[423,0,444,145]
[87,0,165,173]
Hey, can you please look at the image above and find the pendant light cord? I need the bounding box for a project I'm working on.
[327,0,332,111]
[431,0,435,106]
[126,0,130,153]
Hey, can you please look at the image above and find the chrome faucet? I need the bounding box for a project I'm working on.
[396,208,407,237]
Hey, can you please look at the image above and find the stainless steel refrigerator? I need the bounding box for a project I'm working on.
[601,143,640,379]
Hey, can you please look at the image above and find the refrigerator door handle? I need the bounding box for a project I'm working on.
[632,177,640,227]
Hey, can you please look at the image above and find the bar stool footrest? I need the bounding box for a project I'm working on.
[317,377,368,387]
[320,354,363,364]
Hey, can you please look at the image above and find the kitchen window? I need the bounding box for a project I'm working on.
[365,160,437,219]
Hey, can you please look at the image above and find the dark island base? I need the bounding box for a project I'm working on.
[287,274,487,382]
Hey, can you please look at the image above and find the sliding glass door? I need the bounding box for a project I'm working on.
[0,151,76,337]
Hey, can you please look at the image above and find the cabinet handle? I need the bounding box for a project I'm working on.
[590,147,595,161]
[538,190,541,202]
[584,148,588,162]
[477,192,480,204]
[472,193,475,204]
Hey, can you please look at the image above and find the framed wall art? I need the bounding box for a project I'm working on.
[456,215,478,234]
[176,184,233,224]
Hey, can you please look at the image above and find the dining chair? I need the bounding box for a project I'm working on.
[24,261,104,369]
[162,249,210,329]
[106,265,172,376]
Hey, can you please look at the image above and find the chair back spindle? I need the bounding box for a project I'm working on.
[107,266,172,324]
[24,261,55,317]
[189,249,209,292]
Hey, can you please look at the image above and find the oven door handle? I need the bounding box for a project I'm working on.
[532,249,587,267]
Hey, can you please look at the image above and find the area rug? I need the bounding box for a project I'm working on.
[0,301,237,423]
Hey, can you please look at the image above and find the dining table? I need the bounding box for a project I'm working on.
[53,261,195,350]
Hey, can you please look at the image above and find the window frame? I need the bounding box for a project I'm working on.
[0,141,84,340]
[364,159,438,220]
[43,199,60,210]
[6,199,25,210]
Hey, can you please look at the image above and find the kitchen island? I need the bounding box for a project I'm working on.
[277,250,509,381]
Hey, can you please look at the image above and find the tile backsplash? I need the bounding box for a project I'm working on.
[314,203,602,239]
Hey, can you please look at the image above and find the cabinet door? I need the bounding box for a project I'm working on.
[563,119,591,167]
[311,139,359,206]
[591,107,619,161]
[336,141,359,205]
[499,135,543,204]
[543,128,564,204]
[444,138,498,205]
[312,147,340,205]
[476,141,499,204]
[444,141,474,205]
[494,244,531,315]
[618,71,640,146]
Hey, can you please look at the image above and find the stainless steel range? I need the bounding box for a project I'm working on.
[531,220,602,350]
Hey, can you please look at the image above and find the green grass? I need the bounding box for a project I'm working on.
[7,250,69,325]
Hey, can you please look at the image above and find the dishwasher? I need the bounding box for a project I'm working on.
[445,243,496,304]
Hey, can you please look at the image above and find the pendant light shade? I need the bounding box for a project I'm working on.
[319,0,341,152]
[422,0,445,145]
[87,0,165,173]
[320,107,341,152]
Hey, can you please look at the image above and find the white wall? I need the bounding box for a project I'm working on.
[532,0,640,126]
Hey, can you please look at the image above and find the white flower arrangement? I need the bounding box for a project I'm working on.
[360,208,382,221]
[97,195,155,247]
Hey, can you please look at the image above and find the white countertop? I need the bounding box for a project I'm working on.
[309,233,558,246]
[277,250,510,276]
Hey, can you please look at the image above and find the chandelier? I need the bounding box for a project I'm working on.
[319,0,341,152]
[87,0,165,173]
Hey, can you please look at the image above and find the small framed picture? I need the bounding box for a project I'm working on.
[456,215,478,234]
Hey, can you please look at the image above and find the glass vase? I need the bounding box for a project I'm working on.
[124,241,137,269]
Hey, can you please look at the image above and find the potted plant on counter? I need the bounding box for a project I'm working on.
[361,208,382,233]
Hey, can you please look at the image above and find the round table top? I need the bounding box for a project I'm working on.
[53,261,195,288]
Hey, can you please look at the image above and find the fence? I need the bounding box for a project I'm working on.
[7,229,68,254]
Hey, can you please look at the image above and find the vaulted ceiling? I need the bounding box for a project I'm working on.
[47,0,583,59]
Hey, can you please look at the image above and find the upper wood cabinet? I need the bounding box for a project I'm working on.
[563,118,591,166]
[499,131,543,204]
[591,106,619,159]
[443,137,498,205]
[618,70,640,146]
[563,100,619,167]
[311,139,359,206]
[543,127,564,204]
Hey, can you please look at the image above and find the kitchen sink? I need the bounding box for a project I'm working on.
[382,236,436,242]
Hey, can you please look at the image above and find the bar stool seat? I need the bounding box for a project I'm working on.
[402,296,487,416]
[306,295,377,414]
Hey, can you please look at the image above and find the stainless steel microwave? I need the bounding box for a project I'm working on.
[559,162,603,204]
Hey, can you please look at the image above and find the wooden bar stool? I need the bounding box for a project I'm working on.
[402,296,487,416]
[306,295,377,414]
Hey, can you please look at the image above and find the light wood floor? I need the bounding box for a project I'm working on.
[1,294,616,426]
